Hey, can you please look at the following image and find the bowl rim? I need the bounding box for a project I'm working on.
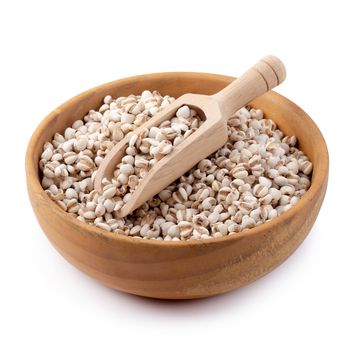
[26,72,329,247]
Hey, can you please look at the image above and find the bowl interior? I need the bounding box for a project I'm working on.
[26,72,328,241]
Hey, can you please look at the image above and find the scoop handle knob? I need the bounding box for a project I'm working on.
[213,55,286,119]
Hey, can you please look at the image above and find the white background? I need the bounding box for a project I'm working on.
[0,1,348,349]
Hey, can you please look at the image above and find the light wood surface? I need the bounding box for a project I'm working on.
[94,56,286,217]
[26,72,328,299]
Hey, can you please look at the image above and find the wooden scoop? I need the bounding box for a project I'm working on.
[94,55,286,218]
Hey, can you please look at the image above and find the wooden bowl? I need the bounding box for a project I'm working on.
[26,72,329,299]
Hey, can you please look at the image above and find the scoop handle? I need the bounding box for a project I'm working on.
[213,55,286,119]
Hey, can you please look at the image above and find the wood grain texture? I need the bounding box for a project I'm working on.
[25,72,328,299]
[95,55,286,217]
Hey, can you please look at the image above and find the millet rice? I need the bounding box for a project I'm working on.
[40,90,313,240]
